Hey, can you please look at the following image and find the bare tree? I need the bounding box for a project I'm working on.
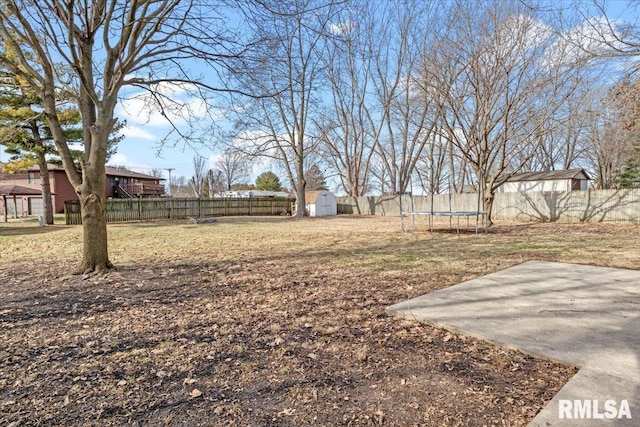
[569,0,640,63]
[170,175,190,197]
[189,155,208,197]
[315,0,376,196]
[149,168,166,179]
[0,1,242,271]
[225,0,342,216]
[445,139,473,194]
[579,87,636,189]
[513,1,640,179]
[368,154,392,195]
[313,1,444,196]
[427,0,585,224]
[369,2,443,195]
[415,127,448,195]
[524,107,587,172]
[567,1,640,187]
[204,169,221,195]
[213,148,251,191]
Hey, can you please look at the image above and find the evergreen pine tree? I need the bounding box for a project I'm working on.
[255,171,283,191]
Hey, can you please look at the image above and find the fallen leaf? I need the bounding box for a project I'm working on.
[189,389,202,399]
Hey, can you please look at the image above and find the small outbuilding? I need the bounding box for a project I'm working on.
[0,184,45,220]
[496,169,590,193]
[305,190,337,217]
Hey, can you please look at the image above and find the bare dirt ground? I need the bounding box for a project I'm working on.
[2,216,639,426]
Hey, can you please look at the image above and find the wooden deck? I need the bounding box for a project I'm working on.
[117,183,165,198]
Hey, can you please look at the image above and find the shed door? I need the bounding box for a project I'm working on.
[571,179,580,191]
[319,193,336,216]
[28,197,44,216]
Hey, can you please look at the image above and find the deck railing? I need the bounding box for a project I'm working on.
[121,182,165,197]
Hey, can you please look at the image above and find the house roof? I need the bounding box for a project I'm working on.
[104,166,165,180]
[27,163,164,180]
[0,184,45,196]
[505,168,590,182]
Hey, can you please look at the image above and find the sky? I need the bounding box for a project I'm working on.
[99,0,640,187]
[1,0,638,188]
[0,85,224,184]
[107,86,220,183]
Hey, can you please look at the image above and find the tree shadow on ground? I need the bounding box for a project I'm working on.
[388,262,640,425]
[1,227,636,426]
[0,225,72,236]
[511,189,638,223]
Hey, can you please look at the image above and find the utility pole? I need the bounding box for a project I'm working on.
[164,168,174,196]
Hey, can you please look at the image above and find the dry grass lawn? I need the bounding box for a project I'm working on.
[1,215,639,426]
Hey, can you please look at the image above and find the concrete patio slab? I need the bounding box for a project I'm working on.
[386,261,640,426]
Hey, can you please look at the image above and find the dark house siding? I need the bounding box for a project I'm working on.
[52,170,78,213]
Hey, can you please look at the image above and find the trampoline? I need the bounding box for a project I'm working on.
[401,210,488,234]
[399,188,487,234]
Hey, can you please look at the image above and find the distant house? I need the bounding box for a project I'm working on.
[496,169,590,193]
[104,166,166,199]
[0,164,165,214]
[215,190,292,198]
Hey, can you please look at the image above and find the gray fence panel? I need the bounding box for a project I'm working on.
[337,189,640,223]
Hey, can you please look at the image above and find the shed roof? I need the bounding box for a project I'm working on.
[305,190,333,204]
[0,184,44,196]
[505,168,590,182]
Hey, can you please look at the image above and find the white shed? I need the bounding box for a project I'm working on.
[305,190,337,217]
[496,169,590,193]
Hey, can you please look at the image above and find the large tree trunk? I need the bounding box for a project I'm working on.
[294,162,306,218]
[477,168,495,227]
[36,151,54,225]
[483,190,495,226]
[79,164,112,273]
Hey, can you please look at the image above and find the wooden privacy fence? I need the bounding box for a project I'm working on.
[336,189,640,223]
[65,197,293,225]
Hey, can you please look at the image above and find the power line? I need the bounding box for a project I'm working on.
[164,168,175,196]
